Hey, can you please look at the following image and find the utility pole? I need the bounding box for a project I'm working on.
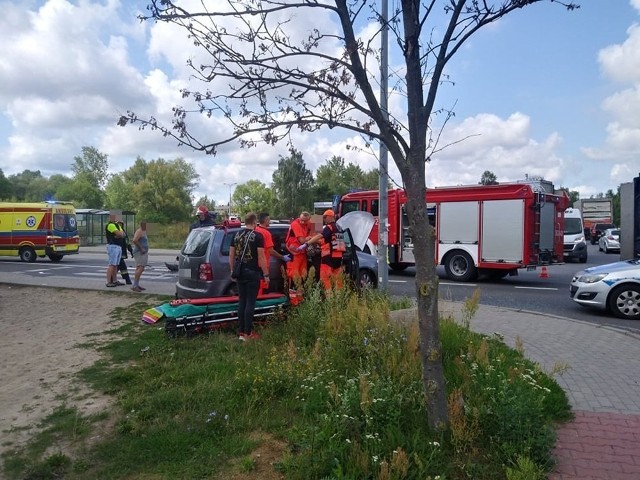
[223,182,236,217]
[378,0,389,291]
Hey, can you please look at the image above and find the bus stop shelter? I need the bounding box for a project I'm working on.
[76,209,136,246]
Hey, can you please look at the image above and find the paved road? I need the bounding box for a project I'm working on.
[0,248,179,296]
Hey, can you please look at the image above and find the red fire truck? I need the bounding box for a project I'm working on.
[337,183,569,281]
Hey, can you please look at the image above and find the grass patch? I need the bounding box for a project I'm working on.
[2,289,571,479]
[147,222,190,249]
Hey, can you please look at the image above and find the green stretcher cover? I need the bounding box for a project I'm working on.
[142,294,289,336]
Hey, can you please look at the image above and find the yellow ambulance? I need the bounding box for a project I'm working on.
[0,201,80,262]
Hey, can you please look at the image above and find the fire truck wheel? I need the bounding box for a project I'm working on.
[444,251,477,282]
[19,246,37,263]
[48,254,63,262]
[389,263,408,272]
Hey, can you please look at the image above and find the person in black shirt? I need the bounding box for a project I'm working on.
[105,214,125,287]
[115,221,133,285]
[229,212,269,340]
[189,205,216,231]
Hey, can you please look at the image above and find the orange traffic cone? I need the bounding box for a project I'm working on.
[539,266,549,279]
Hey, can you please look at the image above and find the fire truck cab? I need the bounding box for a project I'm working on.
[338,183,568,281]
[0,201,80,262]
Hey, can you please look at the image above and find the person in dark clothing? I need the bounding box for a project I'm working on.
[229,212,269,340]
[115,221,133,285]
[300,210,345,291]
[189,205,216,231]
[105,214,125,287]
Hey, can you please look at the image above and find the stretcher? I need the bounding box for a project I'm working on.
[142,293,289,337]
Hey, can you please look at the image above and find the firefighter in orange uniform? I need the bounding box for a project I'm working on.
[316,210,346,291]
[300,209,346,291]
[256,212,291,294]
[285,211,312,287]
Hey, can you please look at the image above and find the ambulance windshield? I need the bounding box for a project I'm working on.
[53,214,77,233]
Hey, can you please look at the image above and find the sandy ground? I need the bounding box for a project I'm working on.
[0,284,140,457]
[0,284,287,479]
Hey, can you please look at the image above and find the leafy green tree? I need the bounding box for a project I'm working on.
[122,156,150,186]
[46,174,75,202]
[69,146,110,207]
[104,173,134,211]
[315,156,347,195]
[72,146,109,188]
[233,180,274,216]
[8,170,44,201]
[104,157,199,222]
[132,158,199,223]
[479,170,498,185]
[68,178,105,208]
[271,149,315,218]
[0,169,12,200]
[316,156,380,197]
[122,0,579,430]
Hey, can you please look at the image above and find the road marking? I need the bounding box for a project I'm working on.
[440,282,478,287]
[514,286,558,291]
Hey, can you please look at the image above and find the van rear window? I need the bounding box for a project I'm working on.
[182,230,211,257]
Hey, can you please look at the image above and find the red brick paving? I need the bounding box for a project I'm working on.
[549,410,640,480]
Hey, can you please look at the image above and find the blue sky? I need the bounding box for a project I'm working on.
[1,0,639,206]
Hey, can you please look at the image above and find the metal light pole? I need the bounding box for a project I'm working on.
[378,0,389,291]
[223,182,236,217]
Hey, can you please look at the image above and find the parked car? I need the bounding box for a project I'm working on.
[590,223,616,245]
[175,223,377,299]
[570,259,640,319]
[598,228,620,254]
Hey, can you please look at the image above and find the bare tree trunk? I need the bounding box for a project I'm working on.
[404,177,448,431]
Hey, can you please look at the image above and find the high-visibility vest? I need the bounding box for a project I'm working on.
[320,222,346,260]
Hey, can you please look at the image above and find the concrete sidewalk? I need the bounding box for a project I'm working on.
[436,302,640,480]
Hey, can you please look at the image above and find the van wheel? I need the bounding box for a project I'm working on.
[444,251,477,282]
[20,247,37,263]
[358,269,377,289]
[48,254,63,262]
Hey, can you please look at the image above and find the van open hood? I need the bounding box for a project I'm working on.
[337,211,375,251]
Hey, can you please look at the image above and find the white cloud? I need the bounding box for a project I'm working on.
[583,8,640,186]
[1,0,638,206]
[598,23,640,84]
[428,113,567,188]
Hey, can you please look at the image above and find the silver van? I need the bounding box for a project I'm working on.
[175,224,377,299]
